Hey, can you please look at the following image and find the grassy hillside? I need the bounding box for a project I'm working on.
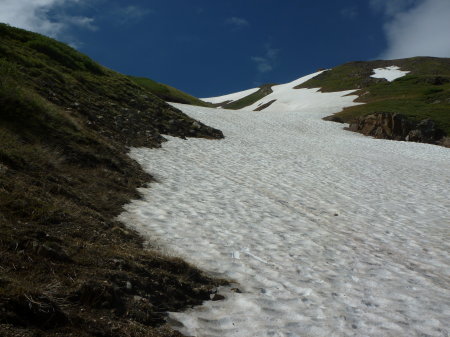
[297,57,450,134]
[0,23,225,337]
[128,76,213,107]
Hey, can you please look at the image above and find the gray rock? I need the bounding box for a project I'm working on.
[406,118,446,143]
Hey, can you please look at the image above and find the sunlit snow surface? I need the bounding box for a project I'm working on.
[370,66,410,82]
[201,87,259,104]
[242,71,328,112]
[119,89,450,336]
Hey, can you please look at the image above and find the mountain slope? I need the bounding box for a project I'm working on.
[0,23,225,337]
[128,76,212,107]
[208,57,450,137]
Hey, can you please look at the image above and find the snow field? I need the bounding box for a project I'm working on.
[119,88,450,336]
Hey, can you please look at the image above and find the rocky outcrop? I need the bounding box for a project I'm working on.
[439,137,450,147]
[348,112,447,145]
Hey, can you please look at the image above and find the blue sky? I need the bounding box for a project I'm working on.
[1,0,450,97]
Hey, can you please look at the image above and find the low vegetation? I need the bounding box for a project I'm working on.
[297,57,450,134]
[0,23,226,337]
[128,76,212,107]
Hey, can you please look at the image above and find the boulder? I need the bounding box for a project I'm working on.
[406,119,446,143]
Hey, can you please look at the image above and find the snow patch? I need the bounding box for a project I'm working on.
[370,66,410,82]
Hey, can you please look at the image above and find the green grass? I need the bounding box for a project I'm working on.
[222,84,275,110]
[26,37,104,74]
[297,57,450,92]
[296,57,450,134]
[0,23,104,77]
[128,75,212,107]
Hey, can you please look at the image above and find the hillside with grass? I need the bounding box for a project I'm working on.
[220,84,275,110]
[297,57,450,135]
[0,23,225,337]
[128,76,212,107]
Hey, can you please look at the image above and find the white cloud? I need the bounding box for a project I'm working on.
[0,0,95,37]
[225,17,250,30]
[374,0,450,59]
[252,44,280,74]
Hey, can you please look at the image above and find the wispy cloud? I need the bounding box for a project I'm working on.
[340,7,358,19]
[252,44,280,73]
[370,0,416,16]
[372,0,450,59]
[0,0,95,37]
[112,5,153,25]
[63,15,97,31]
[225,17,250,30]
[251,56,273,73]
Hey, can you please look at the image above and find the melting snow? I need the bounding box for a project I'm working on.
[370,66,410,82]
[201,87,260,104]
[119,80,450,337]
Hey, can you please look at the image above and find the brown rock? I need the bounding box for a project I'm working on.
[348,112,446,145]
[211,294,225,301]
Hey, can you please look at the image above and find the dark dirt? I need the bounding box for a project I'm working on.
[254,100,277,111]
